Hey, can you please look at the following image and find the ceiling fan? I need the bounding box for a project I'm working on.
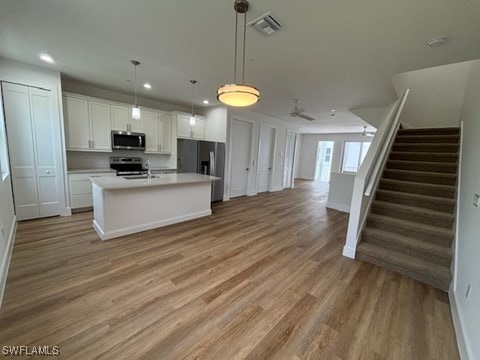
[290,99,315,121]
[361,126,374,137]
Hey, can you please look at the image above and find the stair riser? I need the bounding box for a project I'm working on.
[371,203,454,229]
[375,191,455,213]
[361,233,452,266]
[386,161,457,174]
[379,180,455,199]
[397,128,460,136]
[389,152,458,163]
[395,136,459,144]
[366,217,453,246]
[392,144,459,153]
[356,251,450,291]
[382,170,457,186]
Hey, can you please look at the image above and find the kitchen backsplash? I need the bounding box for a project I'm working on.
[67,150,176,170]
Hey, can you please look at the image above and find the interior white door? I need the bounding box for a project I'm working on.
[29,87,60,217]
[257,126,275,193]
[283,131,297,189]
[230,119,252,198]
[3,82,61,220]
[3,83,40,219]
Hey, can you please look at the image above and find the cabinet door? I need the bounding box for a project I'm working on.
[111,105,129,131]
[177,114,192,138]
[193,118,206,140]
[63,96,90,150]
[89,101,112,151]
[129,110,145,133]
[144,110,159,153]
[159,113,172,153]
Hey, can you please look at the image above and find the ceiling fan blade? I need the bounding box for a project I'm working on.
[298,113,315,121]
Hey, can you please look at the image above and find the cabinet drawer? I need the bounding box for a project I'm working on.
[71,194,93,208]
[70,180,92,195]
[69,172,116,181]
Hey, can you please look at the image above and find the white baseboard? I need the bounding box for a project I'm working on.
[342,245,356,259]
[62,207,72,216]
[296,176,314,181]
[269,186,283,192]
[0,216,17,309]
[326,202,351,213]
[449,291,471,360]
[93,209,212,241]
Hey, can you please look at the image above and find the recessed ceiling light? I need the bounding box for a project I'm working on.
[143,83,152,89]
[331,109,335,112]
[203,100,209,104]
[427,36,447,48]
[39,53,55,64]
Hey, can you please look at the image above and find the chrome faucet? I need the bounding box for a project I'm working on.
[146,158,152,179]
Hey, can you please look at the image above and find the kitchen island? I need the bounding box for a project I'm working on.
[91,173,220,240]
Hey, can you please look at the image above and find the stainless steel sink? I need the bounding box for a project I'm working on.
[123,175,158,180]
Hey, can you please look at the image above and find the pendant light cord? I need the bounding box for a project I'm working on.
[242,10,246,84]
[191,80,196,116]
[234,10,238,84]
[134,63,138,107]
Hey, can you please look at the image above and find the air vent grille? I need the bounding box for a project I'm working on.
[247,12,283,36]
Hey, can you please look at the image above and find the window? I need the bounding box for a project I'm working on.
[341,141,371,173]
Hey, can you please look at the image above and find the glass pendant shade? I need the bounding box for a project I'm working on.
[131,105,141,120]
[217,84,260,107]
[189,115,196,126]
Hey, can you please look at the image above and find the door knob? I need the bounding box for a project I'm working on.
[46,170,50,174]
[246,168,250,171]
[268,167,272,170]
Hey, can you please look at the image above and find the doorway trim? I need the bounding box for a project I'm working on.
[256,123,277,193]
[283,130,298,189]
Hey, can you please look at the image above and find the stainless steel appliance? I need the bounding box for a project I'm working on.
[109,157,148,176]
[177,139,225,202]
[111,130,146,150]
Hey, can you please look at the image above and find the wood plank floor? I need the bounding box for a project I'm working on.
[0,181,459,359]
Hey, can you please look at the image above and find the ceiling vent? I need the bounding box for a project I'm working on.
[247,12,283,36]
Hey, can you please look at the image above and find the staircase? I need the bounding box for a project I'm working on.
[356,127,460,290]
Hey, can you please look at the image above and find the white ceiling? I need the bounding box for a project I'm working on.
[1,0,479,132]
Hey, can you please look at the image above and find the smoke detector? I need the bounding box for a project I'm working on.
[427,36,447,48]
[247,12,283,36]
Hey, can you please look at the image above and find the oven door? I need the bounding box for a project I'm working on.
[112,131,146,150]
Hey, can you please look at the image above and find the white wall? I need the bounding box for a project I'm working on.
[451,59,480,360]
[297,133,372,180]
[204,106,227,143]
[224,108,300,200]
[391,61,472,128]
[349,105,389,128]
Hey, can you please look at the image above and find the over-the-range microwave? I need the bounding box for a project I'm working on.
[111,130,146,150]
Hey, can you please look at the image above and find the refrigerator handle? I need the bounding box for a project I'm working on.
[210,151,215,176]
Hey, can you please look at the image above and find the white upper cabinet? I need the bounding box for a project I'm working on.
[64,96,90,151]
[63,93,174,154]
[144,109,172,154]
[175,112,205,140]
[111,104,145,133]
[63,94,112,152]
[89,101,111,151]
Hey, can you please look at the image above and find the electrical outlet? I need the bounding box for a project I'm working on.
[466,284,472,300]
[473,193,480,208]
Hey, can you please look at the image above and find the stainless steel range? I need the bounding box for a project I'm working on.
[109,157,147,176]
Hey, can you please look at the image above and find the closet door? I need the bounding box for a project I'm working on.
[2,83,40,219]
[29,87,60,217]
[2,83,61,220]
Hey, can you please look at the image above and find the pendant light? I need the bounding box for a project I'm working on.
[131,60,141,120]
[217,0,260,107]
[190,80,197,126]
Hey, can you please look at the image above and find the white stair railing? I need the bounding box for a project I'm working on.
[343,89,410,258]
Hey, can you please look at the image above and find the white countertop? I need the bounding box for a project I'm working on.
[68,168,176,174]
[91,173,219,190]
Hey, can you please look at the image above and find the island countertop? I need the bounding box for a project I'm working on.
[90,173,220,190]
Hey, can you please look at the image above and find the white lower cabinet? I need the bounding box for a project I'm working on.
[69,172,116,209]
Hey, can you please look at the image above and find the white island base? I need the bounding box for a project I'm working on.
[91,173,219,240]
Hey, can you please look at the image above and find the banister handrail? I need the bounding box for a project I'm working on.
[343,88,410,259]
[364,89,410,196]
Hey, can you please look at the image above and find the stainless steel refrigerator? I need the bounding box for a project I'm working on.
[177,139,225,202]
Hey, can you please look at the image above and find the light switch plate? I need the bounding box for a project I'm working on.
[473,193,480,208]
